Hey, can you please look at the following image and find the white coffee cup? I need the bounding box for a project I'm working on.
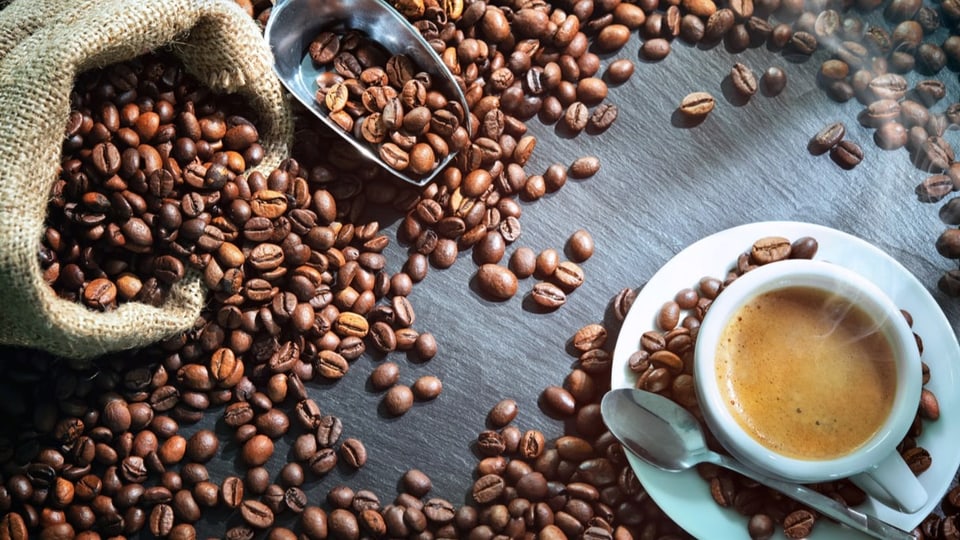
[694,259,926,513]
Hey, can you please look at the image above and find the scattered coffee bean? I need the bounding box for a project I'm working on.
[761,66,787,96]
[730,63,758,97]
[340,438,368,469]
[412,375,443,400]
[384,385,415,416]
[679,92,716,118]
[830,140,864,170]
[808,122,846,155]
[569,156,600,179]
[476,264,519,300]
[566,229,595,262]
[641,38,671,61]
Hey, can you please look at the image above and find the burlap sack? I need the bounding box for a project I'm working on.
[0,0,294,360]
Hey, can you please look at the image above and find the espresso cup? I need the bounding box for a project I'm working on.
[694,259,926,513]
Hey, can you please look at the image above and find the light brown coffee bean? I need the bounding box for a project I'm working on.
[569,156,600,179]
[563,102,589,132]
[412,375,443,400]
[552,261,585,291]
[572,324,607,352]
[531,282,567,309]
[679,92,715,117]
[750,236,792,264]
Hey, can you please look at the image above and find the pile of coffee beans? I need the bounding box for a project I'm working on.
[309,29,468,178]
[617,235,940,538]
[40,52,266,310]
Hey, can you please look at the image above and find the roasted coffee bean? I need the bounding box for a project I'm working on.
[808,122,845,155]
[914,79,946,106]
[508,246,537,279]
[903,446,932,473]
[241,435,274,467]
[783,509,815,539]
[487,398,519,428]
[241,499,275,529]
[553,261,585,291]
[679,92,715,118]
[185,430,218,463]
[750,236,792,264]
[563,102,590,132]
[917,175,953,202]
[569,156,600,179]
[316,415,344,447]
[875,121,908,150]
[531,281,567,309]
[830,140,864,170]
[384,385,414,416]
[340,438,368,468]
[920,388,940,420]
[704,9,735,41]
[541,386,576,416]
[914,137,954,172]
[369,362,400,391]
[149,503,175,537]
[941,198,960,225]
[220,476,244,509]
[785,31,817,57]
[604,60,635,84]
[412,375,442,400]
[730,63,758,97]
[472,474,506,504]
[640,39,671,61]
[476,264,518,300]
[870,73,908,100]
[565,229,595,262]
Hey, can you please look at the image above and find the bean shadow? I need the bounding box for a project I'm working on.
[671,108,709,129]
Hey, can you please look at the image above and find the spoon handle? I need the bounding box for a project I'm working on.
[713,455,916,540]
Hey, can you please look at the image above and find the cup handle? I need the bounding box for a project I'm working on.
[850,451,927,513]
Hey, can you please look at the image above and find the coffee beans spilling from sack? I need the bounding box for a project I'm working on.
[42,52,267,310]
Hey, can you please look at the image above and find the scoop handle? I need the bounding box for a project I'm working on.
[712,453,917,540]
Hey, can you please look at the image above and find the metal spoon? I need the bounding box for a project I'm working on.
[264,0,469,186]
[600,388,916,540]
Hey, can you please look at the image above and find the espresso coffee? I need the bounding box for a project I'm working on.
[715,285,897,460]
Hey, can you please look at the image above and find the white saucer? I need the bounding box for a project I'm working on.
[610,221,960,539]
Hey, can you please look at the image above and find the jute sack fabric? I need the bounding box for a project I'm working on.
[0,0,293,361]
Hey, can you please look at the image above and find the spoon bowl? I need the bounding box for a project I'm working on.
[599,384,709,472]
[264,0,469,186]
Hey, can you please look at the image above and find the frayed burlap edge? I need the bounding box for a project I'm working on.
[0,0,293,361]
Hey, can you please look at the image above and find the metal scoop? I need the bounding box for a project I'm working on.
[600,388,917,540]
[264,0,469,186]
